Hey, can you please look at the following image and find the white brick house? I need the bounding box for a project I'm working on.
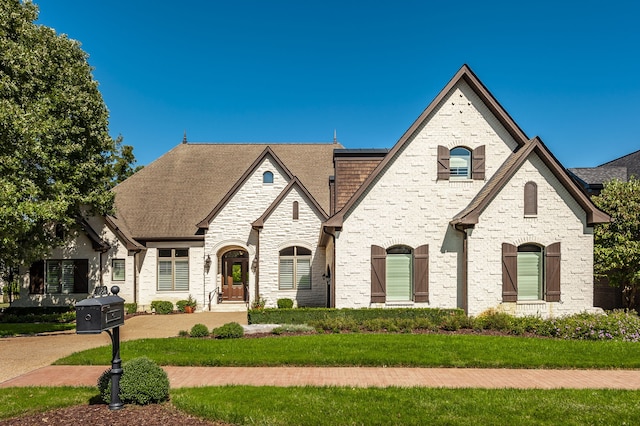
[15,65,609,317]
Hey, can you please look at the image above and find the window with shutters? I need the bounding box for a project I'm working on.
[450,147,471,180]
[502,242,561,302]
[438,145,484,181]
[279,246,311,290]
[157,248,189,291]
[44,259,89,294]
[386,246,413,301]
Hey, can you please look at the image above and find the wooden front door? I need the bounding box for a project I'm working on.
[223,257,248,301]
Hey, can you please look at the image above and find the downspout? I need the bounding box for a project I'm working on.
[254,229,260,305]
[323,226,337,308]
[133,252,138,305]
[453,224,469,316]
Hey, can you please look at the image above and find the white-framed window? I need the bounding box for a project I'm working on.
[263,171,274,184]
[279,246,311,290]
[386,246,413,301]
[450,147,471,180]
[112,259,125,281]
[517,244,543,300]
[158,248,189,291]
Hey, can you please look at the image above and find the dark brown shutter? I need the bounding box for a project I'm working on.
[437,145,450,180]
[472,145,485,180]
[413,245,429,302]
[524,182,538,215]
[545,242,561,302]
[371,245,386,303]
[29,260,45,294]
[73,260,89,293]
[502,243,517,302]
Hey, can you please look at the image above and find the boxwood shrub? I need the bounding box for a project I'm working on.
[248,307,464,325]
[98,357,169,405]
[213,322,244,339]
[277,298,294,309]
[190,323,210,337]
[150,300,173,314]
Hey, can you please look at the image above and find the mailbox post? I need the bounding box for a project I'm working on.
[75,285,125,411]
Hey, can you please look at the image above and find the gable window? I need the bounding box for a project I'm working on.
[450,147,471,179]
[502,242,561,302]
[263,171,274,184]
[371,245,429,303]
[293,201,299,220]
[44,259,88,294]
[112,259,125,281]
[524,181,538,216]
[438,145,485,180]
[279,246,311,290]
[158,248,189,291]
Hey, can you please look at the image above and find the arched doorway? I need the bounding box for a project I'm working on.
[221,249,248,302]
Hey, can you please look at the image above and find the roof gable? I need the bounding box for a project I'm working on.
[450,137,610,227]
[325,64,530,228]
[252,177,328,229]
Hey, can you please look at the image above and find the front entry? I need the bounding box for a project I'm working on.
[221,250,248,302]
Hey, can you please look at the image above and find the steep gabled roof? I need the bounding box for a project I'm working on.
[197,146,294,229]
[113,142,339,239]
[450,137,610,227]
[77,217,110,252]
[104,215,145,251]
[324,64,529,228]
[252,177,328,229]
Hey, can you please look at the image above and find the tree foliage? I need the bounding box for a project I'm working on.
[592,177,640,308]
[0,0,135,273]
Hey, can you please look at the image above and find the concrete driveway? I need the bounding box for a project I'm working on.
[0,311,247,384]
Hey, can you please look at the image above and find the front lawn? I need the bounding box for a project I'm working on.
[55,333,640,369]
[2,387,639,425]
[0,322,76,337]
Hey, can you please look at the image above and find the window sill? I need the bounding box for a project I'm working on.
[524,215,537,219]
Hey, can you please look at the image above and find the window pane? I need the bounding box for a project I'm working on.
[450,147,471,179]
[518,251,542,300]
[47,261,61,293]
[158,249,172,258]
[296,246,311,256]
[263,171,274,184]
[174,261,189,291]
[158,261,173,291]
[297,258,311,289]
[386,254,412,301]
[279,258,294,289]
[112,259,125,281]
[60,261,75,294]
[175,249,188,258]
[280,247,295,256]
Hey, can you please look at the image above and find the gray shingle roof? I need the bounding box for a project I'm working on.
[568,167,628,185]
[111,143,340,240]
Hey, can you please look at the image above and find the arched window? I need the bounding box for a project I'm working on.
[386,245,413,301]
[279,246,311,290]
[263,171,274,184]
[293,201,299,220]
[450,147,471,180]
[524,182,538,216]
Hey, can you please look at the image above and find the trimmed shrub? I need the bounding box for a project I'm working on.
[213,322,244,339]
[150,300,173,314]
[178,330,189,337]
[272,324,315,335]
[176,300,188,313]
[98,357,169,405]
[124,303,138,315]
[190,323,210,338]
[277,298,294,309]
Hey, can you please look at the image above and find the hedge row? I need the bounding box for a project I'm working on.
[248,307,464,325]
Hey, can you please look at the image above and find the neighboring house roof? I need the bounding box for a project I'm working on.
[568,167,628,186]
[325,64,531,228]
[598,148,640,178]
[112,142,339,240]
[252,177,329,229]
[451,137,611,227]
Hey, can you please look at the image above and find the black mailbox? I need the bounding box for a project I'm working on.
[76,286,125,334]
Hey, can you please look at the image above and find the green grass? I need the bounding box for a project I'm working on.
[171,387,640,425]
[0,387,97,420]
[2,386,639,425]
[0,322,76,337]
[55,333,640,369]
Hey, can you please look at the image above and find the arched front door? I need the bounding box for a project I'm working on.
[221,250,248,302]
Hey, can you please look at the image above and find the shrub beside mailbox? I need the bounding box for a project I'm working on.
[75,285,125,410]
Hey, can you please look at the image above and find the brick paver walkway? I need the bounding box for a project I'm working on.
[2,365,640,389]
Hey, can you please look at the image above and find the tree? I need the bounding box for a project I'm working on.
[0,0,133,276]
[592,177,640,309]
[111,135,143,185]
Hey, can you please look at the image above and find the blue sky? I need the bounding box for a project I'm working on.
[35,0,640,167]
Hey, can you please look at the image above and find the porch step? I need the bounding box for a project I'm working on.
[206,303,248,313]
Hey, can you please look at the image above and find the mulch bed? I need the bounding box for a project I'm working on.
[2,403,231,426]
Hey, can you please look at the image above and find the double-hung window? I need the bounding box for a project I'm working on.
[279,246,311,290]
[158,248,189,291]
[45,259,88,294]
[112,259,125,281]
